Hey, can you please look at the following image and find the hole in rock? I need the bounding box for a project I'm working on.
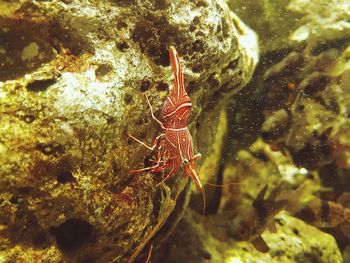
[117,42,129,52]
[95,64,113,78]
[140,80,151,92]
[56,167,76,184]
[156,82,168,91]
[36,142,64,155]
[124,93,133,105]
[51,218,93,251]
[26,79,56,92]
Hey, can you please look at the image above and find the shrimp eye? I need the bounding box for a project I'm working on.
[182,159,189,165]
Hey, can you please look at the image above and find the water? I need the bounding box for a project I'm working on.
[0,0,349,262]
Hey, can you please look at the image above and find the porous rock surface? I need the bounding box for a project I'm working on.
[288,0,350,42]
[262,43,350,191]
[212,28,350,262]
[151,138,342,262]
[152,209,342,263]
[0,0,258,262]
[164,1,350,262]
[227,0,298,53]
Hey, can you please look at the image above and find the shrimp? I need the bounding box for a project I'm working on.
[129,46,203,200]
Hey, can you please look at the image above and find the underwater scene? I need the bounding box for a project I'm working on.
[1,0,350,262]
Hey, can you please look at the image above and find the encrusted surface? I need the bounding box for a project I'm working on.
[227,0,298,53]
[289,0,350,42]
[152,209,342,263]
[151,1,350,261]
[0,0,258,262]
[262,43,350,186]
[152,137,342,262]
[227,0,350,53]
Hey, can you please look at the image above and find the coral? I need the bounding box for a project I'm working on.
[0,0,258,262]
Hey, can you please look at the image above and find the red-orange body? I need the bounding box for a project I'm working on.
[129,47,202,189]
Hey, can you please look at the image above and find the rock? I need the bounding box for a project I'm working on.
[261,109,290,139]
[226,0,299,54]
[0,0,258,262]
[289,0,350,42]
[266,212,342,263]
[343,244,350,263]
[261,43,350,178]
[227,0,350,53]
[255,38,350,257]
[219,138,312,212]
[152,210,342,263]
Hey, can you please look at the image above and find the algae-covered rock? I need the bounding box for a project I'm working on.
[0,0,258,262]
[226,0,299,53]
[152,210,342,263]
[289,0,350,42]
[152,136,341,262]
[261,42,350,191]
[252,36,350,260]
[106,1,350,262]
[188,1,349,262]
[227,0,350,53]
